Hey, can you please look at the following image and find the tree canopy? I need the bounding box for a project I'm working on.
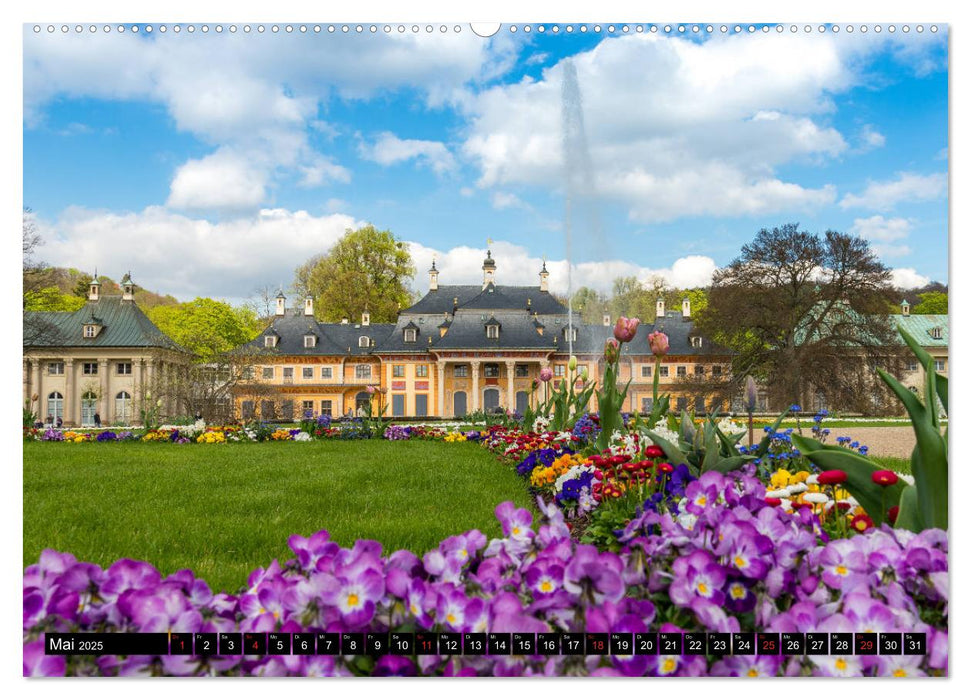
[147,298,262,362]
[912,291,948,315]
[292,225,415,323]
[694,223,903,413]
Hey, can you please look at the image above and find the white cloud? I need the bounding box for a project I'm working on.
[850,215,913,258]
[359,132,456,175]
[839,171,947,210]
[860,124,886,149]
[490,192,528,210]
[460,32,868,223]
[890,268,931,289]
[35,206,364,301]
[167,150,269,212]
[406,240,717,296]
[24,29,514,209]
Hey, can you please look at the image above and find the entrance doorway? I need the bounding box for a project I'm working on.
[453,391,467,417]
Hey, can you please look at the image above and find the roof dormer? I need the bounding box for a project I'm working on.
[82,315,103,339]
[485,316,501,340]
[303,332,318,348]
[358,335,371,348]
[403,321,419,343]
[930,326,943,340]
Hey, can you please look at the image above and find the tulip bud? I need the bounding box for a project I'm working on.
[580,366,589,381]
[744,375,758,413]
[647,331,669,357]
[604,338,620,364]
[145,390,152,400]
[613,316,640,344]
[568,356,577,371]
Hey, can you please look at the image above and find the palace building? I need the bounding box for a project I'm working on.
[234,252,734,420]
[22,275,192,427]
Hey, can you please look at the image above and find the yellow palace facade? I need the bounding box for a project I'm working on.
[233,253,733,420]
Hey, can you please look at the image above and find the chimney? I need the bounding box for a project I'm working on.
[682,296,691,319]
[121,271,135,302]
[539,259,549,292]
[362,311,371,326]
[275,288,286,316]
[656,297,665,319]
[341,318,349,325]
[603,313,611,327]
[429,258,439,292]
[88,271,101,301]
[901,299,911,317]
[304,297,314,316]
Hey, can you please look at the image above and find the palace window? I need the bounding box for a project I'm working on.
[515,364,530,378]
[47,391,64,421]
[304,335,316,348]
[321,366,333,379]
[82,362,98,375]
[676,396,688,411]
[566,327,578,342]
[712,365,722,377]
[320,400,333,416]
[659,366,669,378]
[677,366,687,377]
[554,365,566,377]
[47,362,64,375]
[264,335,277,348]
[241,367,255,380]
[117,362,132,375]
[690,336,703,348]
[262,367,274,380]
[935,360,946,372]
[115,391,132,423]
[302,400,315,416]
[241,401,255,420]
[641,365,652,378]
[694,365,705,377]
[484,363,500,378]
[359,336,370,348]
[931,327,943,340]
[83,324,99,338]
[416,365,428,378]
[641,397,654,412]
[283,367,294,382]
[486,324,500,339]
[454,364,469,378]
[907,360,918,372]
[393,365,405,378]
[404,328,417,343]
[302,367,314,379]
[356,364,372,380]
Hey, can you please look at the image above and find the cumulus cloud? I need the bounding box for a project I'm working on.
[34,207,364,302]
[839,171,947,210]
[890,268,931,290]
[490,192,528,210]
[24,29,515,210]
[359,132,456,175]
[860,124,886,150]
[406,240,717,296]
[850,215,913,258]
[167,150,269,213]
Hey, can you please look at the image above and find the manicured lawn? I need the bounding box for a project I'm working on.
[870,456,913,474]
[24,440,531,593]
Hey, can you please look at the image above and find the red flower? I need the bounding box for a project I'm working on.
[851,513,874,532]
[817,470,847,485]
[764,497,782,507]
[657,462,674,474]
[871,470,899,487]
[888,505,900,524]
[644,445,664,459]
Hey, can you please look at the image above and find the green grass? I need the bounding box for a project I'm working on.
[24,440,531,593]
[869,456,913,474]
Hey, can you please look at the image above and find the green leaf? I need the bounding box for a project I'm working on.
[706,455,754,474]
[935,374,948,416]
[644,430,688,469]
[700,425,721,473]
[898,325,935,369]
[680,411,696,445]
[797,446,905,526]
[894,484,923,533]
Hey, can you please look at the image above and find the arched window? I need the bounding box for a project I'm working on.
[359,336,370,348]
[47,391,64,422]
[81,391,98,427]
[115,391,132,424]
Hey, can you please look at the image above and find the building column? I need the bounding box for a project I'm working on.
[65,360,76,425]
[99,358,109,424]
[437,361,446,418]
[505,360,516,412]
[31,360,42,419]
[470,360,481,412]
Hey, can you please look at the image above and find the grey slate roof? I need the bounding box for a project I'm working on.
[402,283,567,315]
[240,310,395,356]
[24,296,185,351]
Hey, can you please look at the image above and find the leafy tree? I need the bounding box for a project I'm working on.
[608,276,654,322]
[695,223,904,413]
[147,298,262,363]
[292,225,415,323]
[24,286,86,312]
[912,291,947,315]
[571,286,608,324]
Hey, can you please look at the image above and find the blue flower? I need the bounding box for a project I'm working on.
[790,404,802,412]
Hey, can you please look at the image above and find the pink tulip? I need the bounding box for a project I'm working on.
[613,316,640,343]
[539,367,554,383]
[366,385,377,394]
[604,338,620,364]
[647,330,669,357]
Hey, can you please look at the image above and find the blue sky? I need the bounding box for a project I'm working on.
[23,23,948,304]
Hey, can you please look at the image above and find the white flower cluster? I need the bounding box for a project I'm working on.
[716,417,744,435]
[292,431,312,442]
[608,430,639,457]
[643,424,680,446]
[532,416,551,433]
[554,464,597,493]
